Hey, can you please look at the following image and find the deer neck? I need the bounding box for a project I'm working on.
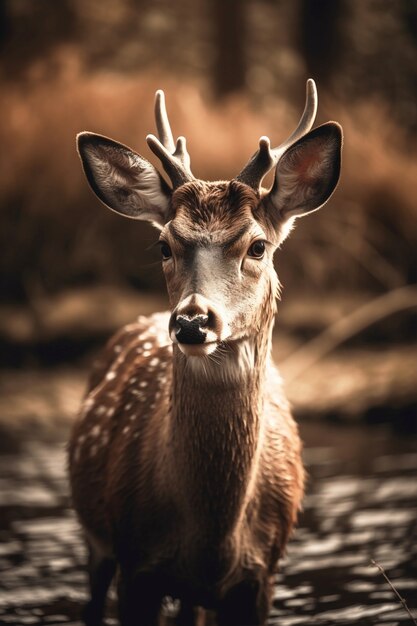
[169,313,275,547]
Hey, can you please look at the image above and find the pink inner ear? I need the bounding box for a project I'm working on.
[293,139,328,184]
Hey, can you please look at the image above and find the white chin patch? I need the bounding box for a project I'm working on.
[177,342,218,357]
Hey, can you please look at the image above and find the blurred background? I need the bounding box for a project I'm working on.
[0,1,416,625]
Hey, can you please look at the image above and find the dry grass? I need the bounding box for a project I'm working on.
[1,48,416,301]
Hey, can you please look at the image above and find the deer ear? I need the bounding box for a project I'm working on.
[77,132,171,229]
[268,122,343,219]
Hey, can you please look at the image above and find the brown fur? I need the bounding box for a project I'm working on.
[69,181,305,626]
[71,86,342,624]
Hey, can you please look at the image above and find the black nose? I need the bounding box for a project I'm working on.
[175,314,209,345]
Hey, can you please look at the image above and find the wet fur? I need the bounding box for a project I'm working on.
[71,88,342,623]
[69,181,305,625]
[69,326,304,625]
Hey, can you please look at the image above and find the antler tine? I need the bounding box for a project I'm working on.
[154,90,175,153]
[146,90,194,189]
[236,79,318,190]
[235,136,276,191]
[270,78,318,159]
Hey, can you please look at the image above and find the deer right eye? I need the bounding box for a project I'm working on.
[160,242,172,260]
[247,240,266,258]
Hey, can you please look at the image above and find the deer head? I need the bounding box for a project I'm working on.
[77,81,342,358]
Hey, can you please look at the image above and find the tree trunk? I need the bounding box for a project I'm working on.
[297,0,346,90]
[210,0,248,97]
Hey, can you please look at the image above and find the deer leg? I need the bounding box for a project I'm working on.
[82,542,116,626]
[216,577,273,626]
[118,570,163,626]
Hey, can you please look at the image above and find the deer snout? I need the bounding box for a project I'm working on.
[169,295,226,355]
[175,314,208,345]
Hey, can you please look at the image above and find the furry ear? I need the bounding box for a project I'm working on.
[77,132,171,229]
[267,122,343,219]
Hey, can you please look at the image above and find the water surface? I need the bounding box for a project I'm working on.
[0,422,416,625]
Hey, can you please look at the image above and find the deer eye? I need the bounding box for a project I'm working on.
[159,242,172,260]
[247,240,266,259]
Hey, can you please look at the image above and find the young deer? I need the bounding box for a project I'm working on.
[69,80,342,626]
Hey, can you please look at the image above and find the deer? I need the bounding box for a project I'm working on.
[69,79,342,626]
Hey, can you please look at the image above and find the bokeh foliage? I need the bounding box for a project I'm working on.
[0,0,415,304]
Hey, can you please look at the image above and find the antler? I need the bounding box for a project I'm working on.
[236,79,318,190]
[146,90,195,189]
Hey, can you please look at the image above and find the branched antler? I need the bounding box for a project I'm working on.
[236,79,318,190]
[146,90,195,189]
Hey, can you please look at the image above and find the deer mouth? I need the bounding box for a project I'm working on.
[174,338,219,357]
[170,330,220,356]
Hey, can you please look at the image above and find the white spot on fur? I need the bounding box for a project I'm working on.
[106,371,116,381]
[122,425,130,435]
[91,425,101,437]
[96,406,106,416]
[84,396,94,411]
[143,342,153,350]
[139,381,148,388]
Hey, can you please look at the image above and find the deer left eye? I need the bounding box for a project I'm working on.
[247,240,266,258]
[159,242,172,260]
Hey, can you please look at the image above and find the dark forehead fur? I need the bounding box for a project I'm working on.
[171,180,260,228]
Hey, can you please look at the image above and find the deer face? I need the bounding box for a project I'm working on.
[158,180,280,356]
[77,83,342,358]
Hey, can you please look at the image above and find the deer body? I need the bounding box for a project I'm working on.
[69,83,342,625]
